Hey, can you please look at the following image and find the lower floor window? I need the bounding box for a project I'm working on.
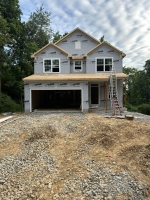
[96,58,112,72]
[44,59,60,73]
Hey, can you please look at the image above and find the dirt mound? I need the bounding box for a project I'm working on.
[0,113,150,199]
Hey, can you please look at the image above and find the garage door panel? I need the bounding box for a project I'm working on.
[32,90,81,110]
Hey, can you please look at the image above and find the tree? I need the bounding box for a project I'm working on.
[53,31,68,43]
[123,61,150,106]
[0,0,22,98]
[25,5,53,49]
[0,15,10,98]
[99,35,104,42]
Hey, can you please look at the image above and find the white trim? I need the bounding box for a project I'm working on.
[73,60,83,72]
[95,57,113,73]
[43,58,61,73]
[30,89,32,112]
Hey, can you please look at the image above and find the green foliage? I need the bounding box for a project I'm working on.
[123,62,150,106]
[0,15,10,46]
[0,3,53,106]
[52,31,68,43]
[99,35,104,42]
[137,104,150,115]
[0,94,23,113]
[25,5,52,49]
[126,104,138,112]
[53,31,62,43]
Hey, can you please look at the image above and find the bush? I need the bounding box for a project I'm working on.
[137,104,150,115]
[0,94,23,113]
[126,103,138,112]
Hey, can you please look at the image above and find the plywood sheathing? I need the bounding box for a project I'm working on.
[23,73,128,82]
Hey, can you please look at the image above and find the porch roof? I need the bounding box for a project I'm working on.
[23,73,128,82]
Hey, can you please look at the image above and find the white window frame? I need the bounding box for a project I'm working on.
[95,57,113,72]
[73,60,83,72]
[43,58,60,73]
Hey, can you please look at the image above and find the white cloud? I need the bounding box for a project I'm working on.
[19,0,150,69]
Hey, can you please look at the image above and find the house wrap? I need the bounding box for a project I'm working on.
[23,27,128,112]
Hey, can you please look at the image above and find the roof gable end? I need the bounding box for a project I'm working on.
[31,43,71,58]
[55,27,100,45]
[85,41,126,58]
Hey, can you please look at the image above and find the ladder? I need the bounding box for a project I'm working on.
[109,64,122,116]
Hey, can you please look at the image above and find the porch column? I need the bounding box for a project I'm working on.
[106,81,108,112]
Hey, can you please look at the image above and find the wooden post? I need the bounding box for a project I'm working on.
[104,82,106,106]
[124,80,127,107]
[106,81,108,112]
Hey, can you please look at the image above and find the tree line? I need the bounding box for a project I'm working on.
[0,0,64,112]
[123,59,150,114]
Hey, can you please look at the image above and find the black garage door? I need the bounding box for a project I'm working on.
[32,90,81,109]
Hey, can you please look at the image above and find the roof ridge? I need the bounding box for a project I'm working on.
[55,27,100,45]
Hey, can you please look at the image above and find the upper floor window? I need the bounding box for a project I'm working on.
[74,60,83,72]
[43,58,60,73]
[96,58,112,72]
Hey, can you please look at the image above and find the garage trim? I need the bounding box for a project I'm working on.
[29,87,83,112]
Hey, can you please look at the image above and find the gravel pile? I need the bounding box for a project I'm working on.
[0,112,149,199]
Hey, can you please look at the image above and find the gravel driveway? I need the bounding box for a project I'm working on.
[0,112,150,200]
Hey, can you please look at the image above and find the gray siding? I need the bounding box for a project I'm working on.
[34,46,70,74]
[57,30,99,56]
[86,44,122,74]
[24,84,30,112]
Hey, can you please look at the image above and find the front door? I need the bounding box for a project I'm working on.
[90,84,99,105]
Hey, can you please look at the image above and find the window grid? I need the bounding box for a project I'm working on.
[74,61,82,72]
[96,58,112,72]
[43,59,60,73]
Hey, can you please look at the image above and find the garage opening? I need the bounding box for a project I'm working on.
[32,90,81,110]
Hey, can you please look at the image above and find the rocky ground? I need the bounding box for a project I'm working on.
[0,112,150,200]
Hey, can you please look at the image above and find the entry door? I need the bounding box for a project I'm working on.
[90,84,99,105]
[55,92,61,107]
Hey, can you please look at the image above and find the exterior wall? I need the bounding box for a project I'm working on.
[57,30,99,56]
[24,81,89,112]
[24,83,30,112]
[86,44,122,74]
[34,46,70,74]
[24,80,123,112]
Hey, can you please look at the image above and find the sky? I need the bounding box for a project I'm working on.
[19,0,150,69]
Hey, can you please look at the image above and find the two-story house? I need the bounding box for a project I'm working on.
[23,27,128,113]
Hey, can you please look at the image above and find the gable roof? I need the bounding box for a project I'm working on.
[31,43,71,58]
[55,27,100,45]
[85,41,126,58]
